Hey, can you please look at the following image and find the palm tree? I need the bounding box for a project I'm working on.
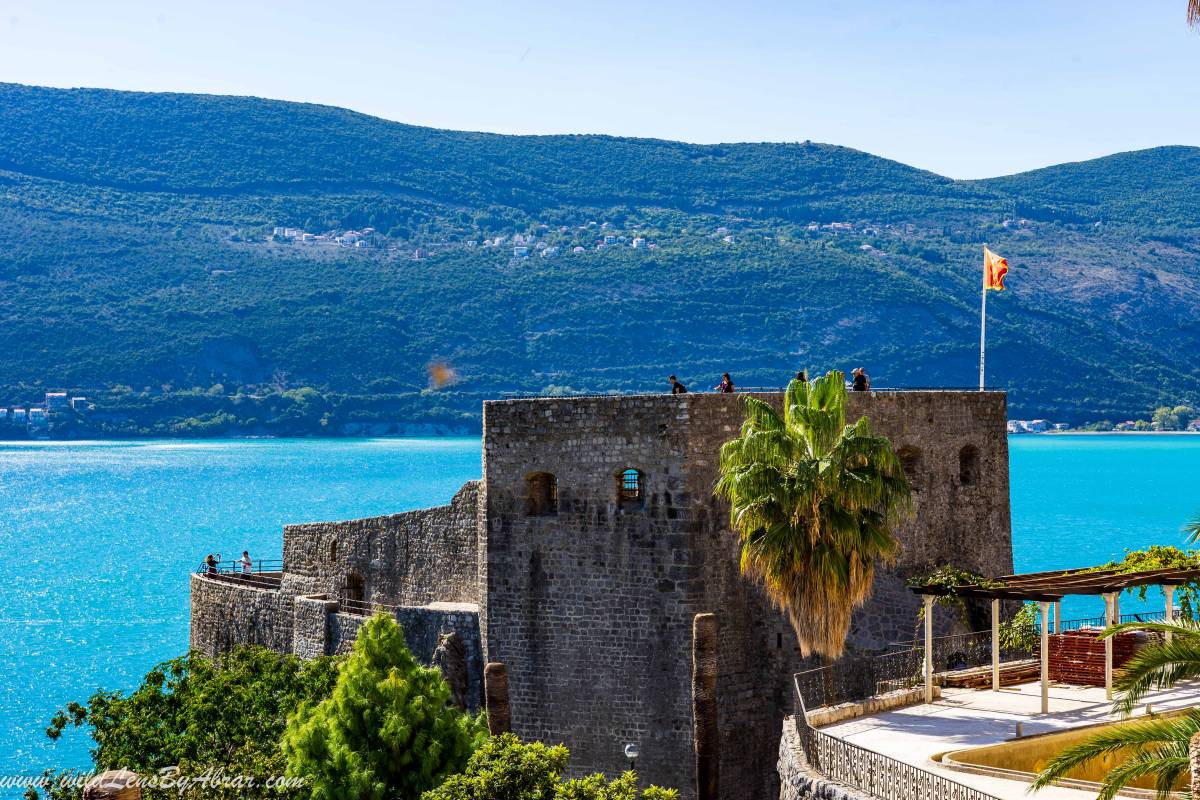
[1191,0,1200,26]
[714,371,912,659]
[1033,618,1200,799]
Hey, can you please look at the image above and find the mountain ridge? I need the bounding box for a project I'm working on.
[0,82,1197,435]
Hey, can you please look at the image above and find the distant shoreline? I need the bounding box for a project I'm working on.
[1032,430,1200,436]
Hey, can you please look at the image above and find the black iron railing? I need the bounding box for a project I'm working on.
[195,557,283,589]
[792,675,1003,800]
[795,629,1038,710]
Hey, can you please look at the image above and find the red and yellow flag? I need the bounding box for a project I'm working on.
[983,246,1009,291]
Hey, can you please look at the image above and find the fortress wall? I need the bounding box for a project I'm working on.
[322,605,484,709]
[189,574,292,658]
[676,391,1010,799]
[482,396,698,793]
[280,481,481,606]
[481,391,1010,800]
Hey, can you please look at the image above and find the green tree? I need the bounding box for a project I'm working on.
[1033,619,1200,800]
[423,734,677,800]
[282,613,486,800]
[1151,406,1192,431]
[713,371,912,659]
[39,646,340,800]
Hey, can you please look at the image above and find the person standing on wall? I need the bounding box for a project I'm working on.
[241,550,253,574]
[669,375,688,394]
[714,373,735,393]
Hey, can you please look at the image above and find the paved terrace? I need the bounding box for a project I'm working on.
[822,680,1200,800]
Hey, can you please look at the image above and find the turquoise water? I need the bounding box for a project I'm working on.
[0,438,481,777]
[1010,434,1200,621]
[1,434,1198,774]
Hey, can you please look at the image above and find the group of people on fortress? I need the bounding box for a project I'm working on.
[198,551,255,576]
[667,366,871,395]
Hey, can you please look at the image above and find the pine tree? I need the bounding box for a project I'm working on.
[282,613,487,800]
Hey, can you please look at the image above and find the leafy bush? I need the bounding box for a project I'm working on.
[423,734,677,800]
[38,646,341,800]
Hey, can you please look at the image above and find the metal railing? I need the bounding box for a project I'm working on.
[195,557,283,589]
[793,676,1002,800]
[795,629,1038,710]
[1053,609,1177,632]
[338,597,400,617]
[496,386,1001,400]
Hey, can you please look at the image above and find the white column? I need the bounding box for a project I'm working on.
[924,595,935,704]
[1053,601,1061,634]
[1114,592,1121,623]
[1104,593,1115,701]
[1166,586,1176,644]
[1040,601,1050,714]
[992,598,1001,692]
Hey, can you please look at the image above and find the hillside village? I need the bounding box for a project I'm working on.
[258,215,984,262]
[0,391,92,438]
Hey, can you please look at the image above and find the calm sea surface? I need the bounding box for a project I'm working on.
[0,434,1198,774]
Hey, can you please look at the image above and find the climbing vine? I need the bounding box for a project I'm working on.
[906,565,999,630]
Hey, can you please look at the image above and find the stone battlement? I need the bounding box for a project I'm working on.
[190,389,1011,800]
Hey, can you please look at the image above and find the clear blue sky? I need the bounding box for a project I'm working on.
[2,0,1197,178]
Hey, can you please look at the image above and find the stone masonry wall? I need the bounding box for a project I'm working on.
[279,481,481,607]
[189,574,292,657]
[319,604,484,710]
[481,390,1010,800]
[777,717,875,800]
[482,396,697,794]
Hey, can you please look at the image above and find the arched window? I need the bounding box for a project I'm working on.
[525,472,558,516]
[897,446,922,490]
[959,444,980,486]
[345,573,364,606]
[617,468,644,508]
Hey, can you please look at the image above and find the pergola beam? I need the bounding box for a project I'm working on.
[910,564,1200,603]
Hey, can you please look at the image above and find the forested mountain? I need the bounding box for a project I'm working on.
[0,83,1197,435]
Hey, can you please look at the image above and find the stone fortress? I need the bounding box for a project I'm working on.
[190,390,1012,800]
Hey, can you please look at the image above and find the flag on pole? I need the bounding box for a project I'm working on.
[978,246,1009,391]
[983,246,1009,291]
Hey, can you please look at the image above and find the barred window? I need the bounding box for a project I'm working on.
[618,468,644,505]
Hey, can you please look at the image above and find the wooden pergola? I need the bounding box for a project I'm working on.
[911,565,1200,713]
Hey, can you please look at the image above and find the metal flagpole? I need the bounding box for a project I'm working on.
[979,246,987,392]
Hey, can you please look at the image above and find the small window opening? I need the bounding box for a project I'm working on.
[776,632,783,650]
[959,444,980,486]
[897,446,922,490]
[345,573,365,606]
[329,540,338,564]
[618,468,644,507]
[524,472,558,516]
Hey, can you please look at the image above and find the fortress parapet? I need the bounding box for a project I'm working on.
[190,390,1011,800]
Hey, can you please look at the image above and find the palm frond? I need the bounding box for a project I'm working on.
[1183,510,1200,544]
[713,372,911,659]
[1033,710,1200,798]
[1112,634,1200,715]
